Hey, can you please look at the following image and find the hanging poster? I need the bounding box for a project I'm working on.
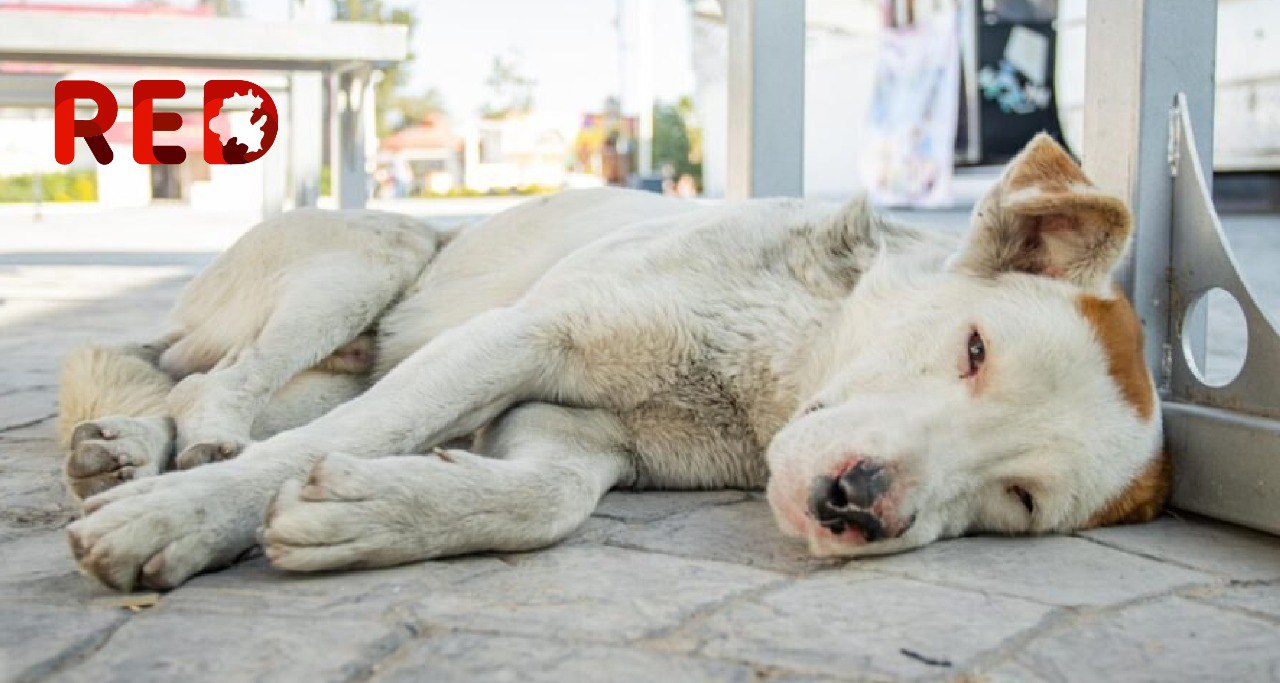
[862,11,960,208]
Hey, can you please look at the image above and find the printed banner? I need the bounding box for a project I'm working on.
[862,11,960,208]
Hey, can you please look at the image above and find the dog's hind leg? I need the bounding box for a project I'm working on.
[262,403,633,571]
[58,342,178,502]
[168,254,407,469]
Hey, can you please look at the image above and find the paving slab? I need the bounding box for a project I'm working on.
[371,633,759,683]
[984,597,1280,683]
[687,573,1053,680]
[1079,514,1280,581]
[860,535,1216,606]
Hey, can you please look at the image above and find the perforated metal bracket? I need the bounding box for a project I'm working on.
[1164,93,1280,534]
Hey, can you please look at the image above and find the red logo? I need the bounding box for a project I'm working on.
[54,79,278,165]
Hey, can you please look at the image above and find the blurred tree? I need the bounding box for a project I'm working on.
[651,95,702,188]
[481,54,537,120]
[334,0,418,136]
[197,0,243,17]
[392,87,450,130]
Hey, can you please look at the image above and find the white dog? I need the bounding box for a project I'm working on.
[57,135,1169,592]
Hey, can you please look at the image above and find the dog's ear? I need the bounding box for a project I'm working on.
[953,133,1132,293]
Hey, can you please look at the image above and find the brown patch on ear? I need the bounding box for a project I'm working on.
[1004,133,1089,194]
[1085,451,1173,527]
[1077,290,1155,421]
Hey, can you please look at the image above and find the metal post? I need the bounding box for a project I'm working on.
[725,0,805,199]
[1081,0,1216,388]
[1085,1,1280,535]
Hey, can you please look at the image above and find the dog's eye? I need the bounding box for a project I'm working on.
[803,402,826,415]
[964,329,985,377]
[1008,485,1035,514]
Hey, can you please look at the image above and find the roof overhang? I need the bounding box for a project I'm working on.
[0,10,408,71]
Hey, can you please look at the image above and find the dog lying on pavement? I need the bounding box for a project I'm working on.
[57,135,1168,592]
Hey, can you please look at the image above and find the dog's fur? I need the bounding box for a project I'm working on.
[58,135,1168,591]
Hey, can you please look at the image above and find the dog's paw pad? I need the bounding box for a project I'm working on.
[175,440,243,470]
[66,421,164,502]
[70,420,118,449]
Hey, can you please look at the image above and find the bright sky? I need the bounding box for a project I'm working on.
[392,0,696,122]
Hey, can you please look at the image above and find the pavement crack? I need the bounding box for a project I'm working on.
[1070,532,1222,577]
[0,384,54,398]
[959,576,1230,679]
[0,412,57,435]
[16,610,131,683]
[591,493,755,525]
[637,576,792,652]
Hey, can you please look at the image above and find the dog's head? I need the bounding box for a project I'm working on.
[766,134,1168,557]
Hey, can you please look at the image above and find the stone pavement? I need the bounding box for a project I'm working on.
[2,204,1280,683]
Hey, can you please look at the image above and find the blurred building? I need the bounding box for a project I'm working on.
[376,113,463,196]
[0,3,278,208]
[574,109,639,186]
[460,113,569,193]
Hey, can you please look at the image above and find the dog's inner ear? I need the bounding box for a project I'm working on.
[954,133,1133,292]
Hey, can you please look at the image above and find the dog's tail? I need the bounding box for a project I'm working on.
[57,344,175,450]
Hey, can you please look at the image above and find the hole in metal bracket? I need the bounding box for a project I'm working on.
[1183,287,1248,388]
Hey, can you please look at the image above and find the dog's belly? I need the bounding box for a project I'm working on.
[619,399,772,490]
[606,354,797,491]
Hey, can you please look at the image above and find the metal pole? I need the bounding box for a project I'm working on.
[1081,0,1216,389]
[725,0,805,199]
[31,110,42,222]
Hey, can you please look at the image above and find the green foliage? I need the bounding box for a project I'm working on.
[393,87,449,130]
[481,55,537,120]
[0,170,97,203]
[421,184,558,199]
[651,96,702,188]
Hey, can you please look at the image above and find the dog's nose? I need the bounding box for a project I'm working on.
[808,461,893,541]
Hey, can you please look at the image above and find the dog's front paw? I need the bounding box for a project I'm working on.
[262,453,445,572]
[65,416,173,502]
[66,464,262,591]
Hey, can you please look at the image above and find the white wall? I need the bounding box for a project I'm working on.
[0,114,62,176]
[803,28,878,199]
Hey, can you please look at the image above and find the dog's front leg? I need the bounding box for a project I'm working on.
[262,404,633,571]
[68,307,560,591]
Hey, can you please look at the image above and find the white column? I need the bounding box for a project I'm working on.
[287,0,325,209]
[725,0,805,199]
[288,72,323,208]
[331,67,372,209]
